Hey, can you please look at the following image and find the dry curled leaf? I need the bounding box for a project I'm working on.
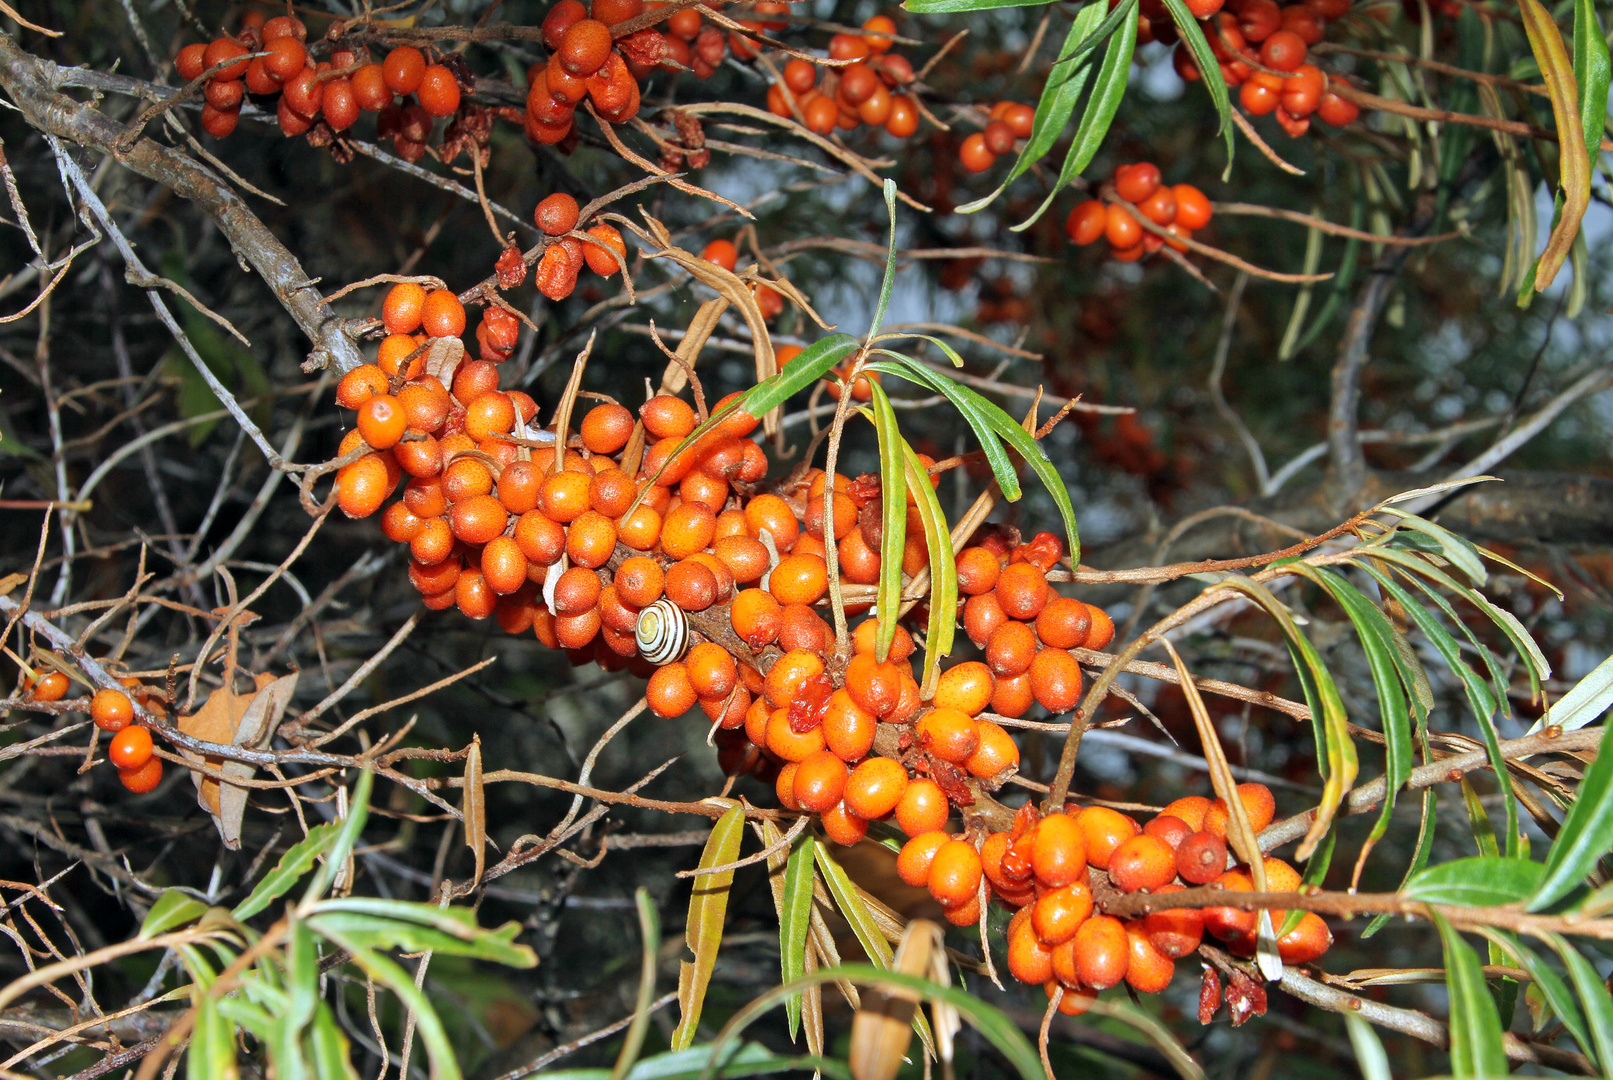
[176,671,298,849]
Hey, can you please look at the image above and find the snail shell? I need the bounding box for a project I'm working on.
[635,598,690,665]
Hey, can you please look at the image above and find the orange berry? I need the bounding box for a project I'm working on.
[894,777,949,836]
[743,494,799,549]
[417,64,461,116]
[336,364,389,410]
[1031,882,1094,945]
[91,688,134,732]
[336,454,394,519]
[1143,814,1193,851]
[1277,912,1332,964]
[383,45,427,93]
[990,671,1034,719]
[955,546,1002,596]
[843,757,908,819]
[1177,830,1229,885]
[995,562,1049,620]
[28,670,70,701]
[118,755,164,793]
[766,707,827,762]
[552,566,602,616]
[823,690,876,761]
[764,649,825,709]
[1263,855,1302,893]
[514,510,567,565]
[1160,795,1211,832]
[1107,834,1178,893]
[730,589,783,649]
[934,661,994,716]
[1124,921,1176,994]
[964,719,1019,780]
[1204,782,1277,836]
[647,662,698,717]
[1007,916,1055,984]
[844,653,902,718]
[481,536,530,595]
[1072,915,1129,990]
[534,192,581,236]
[1203,870,1256,944]
[661,502,717,560]
[927,839,983,907]
[778,603,829,653]
[898,831,951,888]
[686,641,738,698]
[821,799,870,846]
[713,536,769,584]
[980,831,1015,890]
[357,394,408,449]
[768,553,827,606]
[665,559,718,611]
[108,724,155,770]
[792,749,848,812]
[1073,806,1139,871]
[775,762,802,810]
[1031,813,1088,888]
[559,18,613,75]
[942,892,982,926]
[1035,597,1091,650]
[1142,884,1204,958]
[420,289,466,338]
[915,707,978,765]
[583,224,627,276]
[985,620,1037,677]
[1082,604,1116,651]
[640,394,697,439]
[963,592,1007,647]
[449,494,508,545]
[580,402,634,454]
[538,470,593,523]
[463,391,516,441]
[1029,647,1083,713]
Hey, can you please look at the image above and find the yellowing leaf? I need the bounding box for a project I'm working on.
[1519,0,1589,291]
[670,804,745,1049]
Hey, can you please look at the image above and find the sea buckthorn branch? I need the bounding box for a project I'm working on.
[1211,200,1466,243]
[1110,198,1333,284]
[0,32,367,376]
[1328,76,1613,152]
[1200,944,1593,1074]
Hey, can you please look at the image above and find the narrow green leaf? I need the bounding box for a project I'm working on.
[307,913,534,966]
[1294,567,1413,866]
[1161,0,1234,168]
[1461,778,1501,860]
[189,993,240,1080]
[612,888,662,1080]
[813,841,894,969]
[1014,4,1138,231]
[1363,786,1434,938]
[1381,510,1487,585]
[321,937,462,1080]
[955,3,1109,213]
[1570,0,1610,165]
[233,822,342,921]
[1403,856,1543,906]
[672,805,746,1050]
[308,1002,361,1080]
[1544,931,1613,1070]
[904,0,1049,12]
[1213,577,1355,858]
[1531,651,1613,734]
[867,355,1079,563]
[1530,719,1613,910]
[866,181,900,342]
[1434,915,1509,1078]
[865,381,908,665]
[284,918,319,1046]
[779,840,815,1040]
[140,890,208,939]
[901,439,957,689]
[1344,1014,1392,1080]
[302,768,374,908]
[1483,931,1592,1063]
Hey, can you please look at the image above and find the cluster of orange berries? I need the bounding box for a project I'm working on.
[958,100,1037,173]
[174,14,462,150]
[523,0,673,145]
[91,685,164,793]
[898,782,1332,1013]
[1065,163,1213,263]
[763,19,923,138]
[19,667,163,791]
[1163,0,1361,136]
[526,192,629,301]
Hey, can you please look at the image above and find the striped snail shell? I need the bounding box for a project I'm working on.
[635,599,690,665]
